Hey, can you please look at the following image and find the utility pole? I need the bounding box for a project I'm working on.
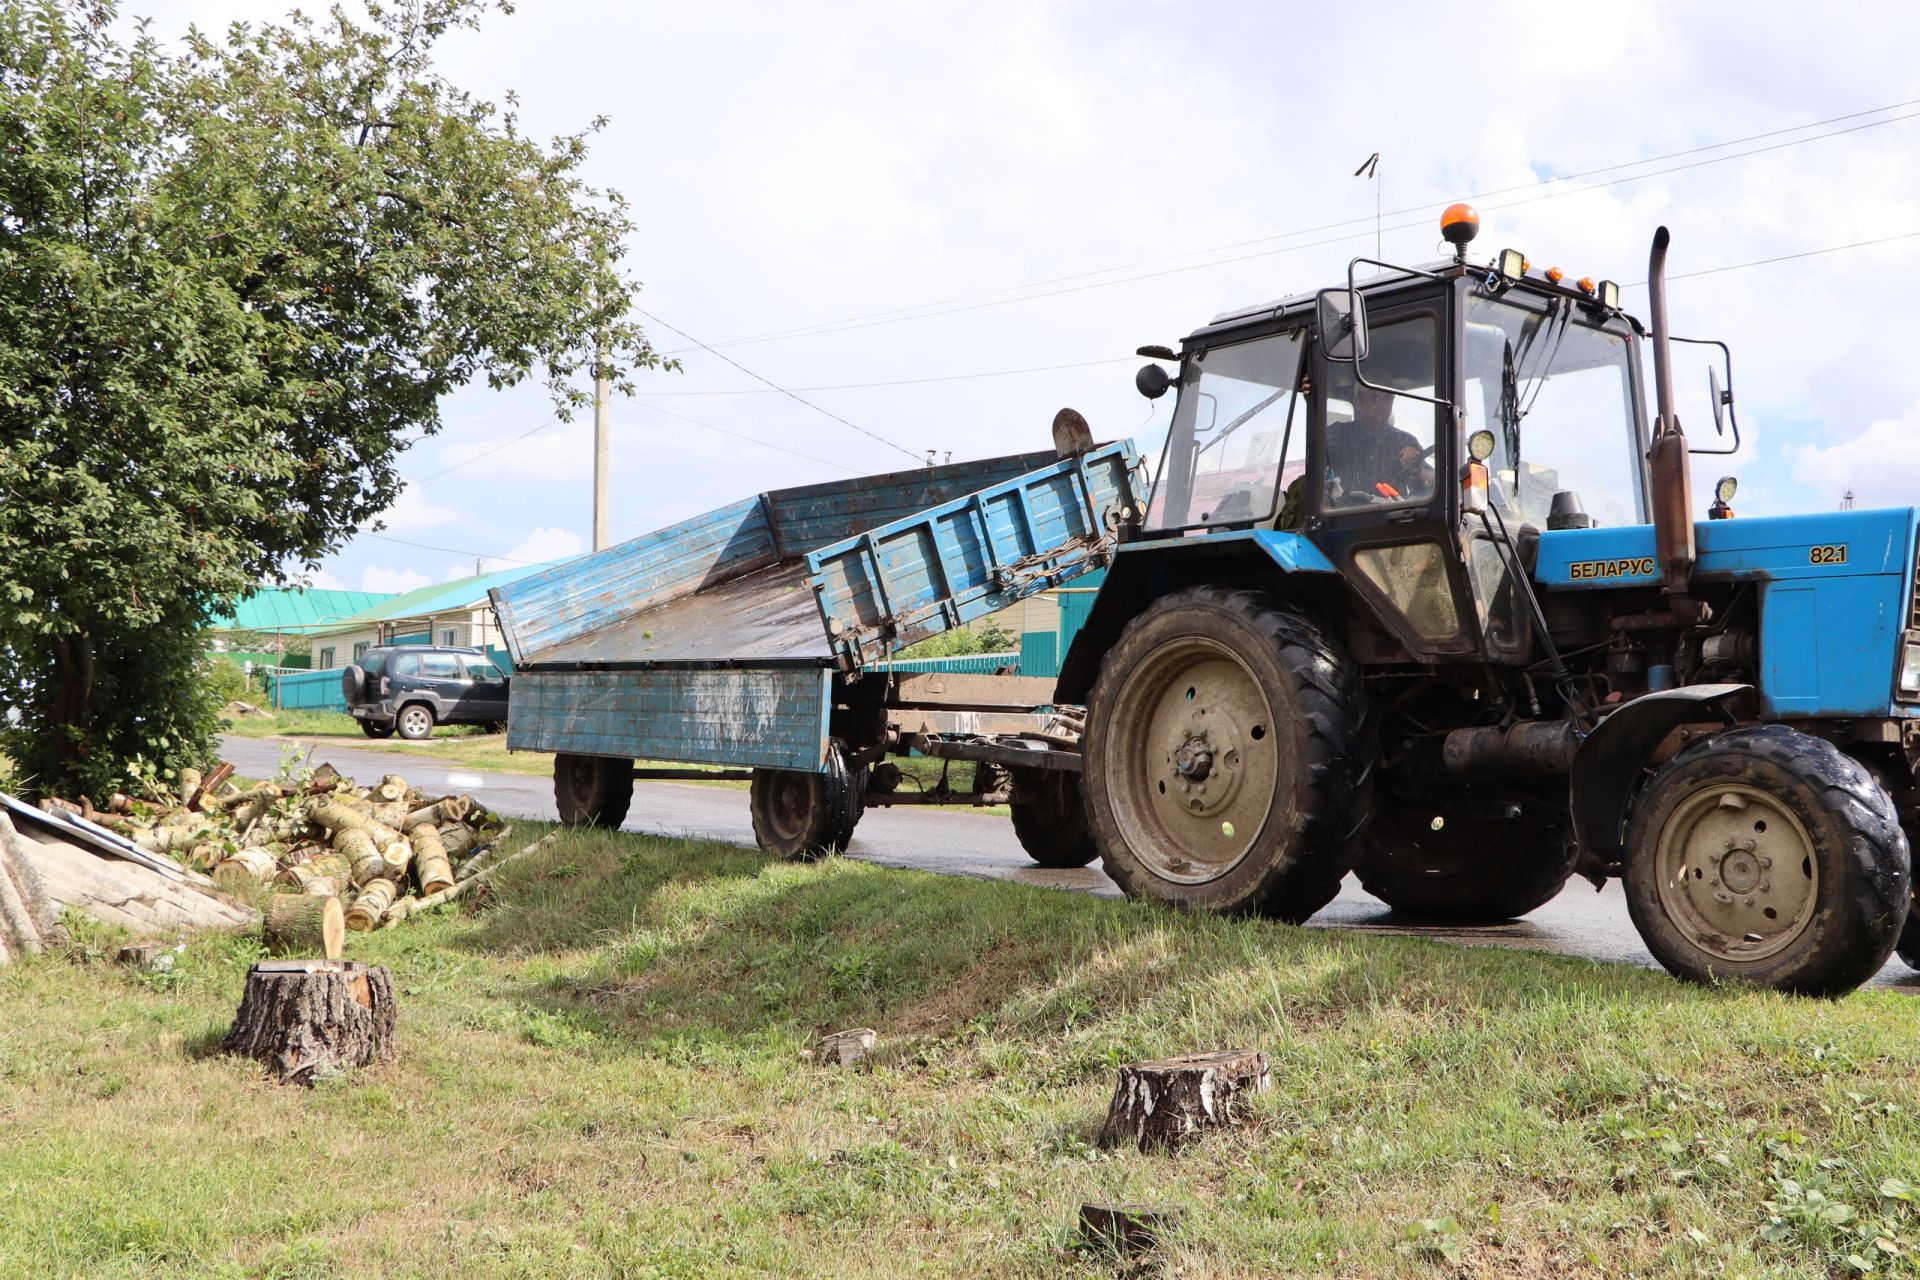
[592,325,611,552]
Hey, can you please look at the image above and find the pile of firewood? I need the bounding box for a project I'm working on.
[47,762,513,948]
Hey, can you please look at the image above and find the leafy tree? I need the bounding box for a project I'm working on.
[0,0,664,798]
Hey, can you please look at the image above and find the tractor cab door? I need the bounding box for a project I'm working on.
[1306,297,1485,661]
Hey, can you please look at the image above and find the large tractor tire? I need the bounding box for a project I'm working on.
[1622,724,1909,995]
[1355,798,1575,922]
[749,740,864,861]
[1008,769,1098,868]
[553,753,634,829]
[1899,911,1920,972]
[1082,586,1368,921]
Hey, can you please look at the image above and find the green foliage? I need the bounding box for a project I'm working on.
[895,616,1017,659]
[0,0,666,798]
[200,655,251,707]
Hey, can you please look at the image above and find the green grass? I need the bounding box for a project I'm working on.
[217,708,993,800]
[7,828,1919,1277]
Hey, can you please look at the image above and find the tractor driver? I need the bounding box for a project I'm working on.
[1324,375,1431,507]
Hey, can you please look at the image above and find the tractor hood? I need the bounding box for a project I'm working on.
[1535,507,1920,718]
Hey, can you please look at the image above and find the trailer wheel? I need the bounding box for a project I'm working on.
[1623,725,1909,995]
[1083,586,1367,920]
[553,753,634,829]
[1009,770,1098,868]
[1899,910,1920,972]
[1355,799,1574,921]
[750,739,862,861]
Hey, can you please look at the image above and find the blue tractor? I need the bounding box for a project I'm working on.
[1062,205,1913,995]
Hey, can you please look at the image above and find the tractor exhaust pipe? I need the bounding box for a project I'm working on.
[1644,227,1708,626]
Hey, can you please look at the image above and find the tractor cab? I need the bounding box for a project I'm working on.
[1138,207,1674,671]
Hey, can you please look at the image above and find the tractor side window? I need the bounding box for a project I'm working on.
[1146,330,1305,531]
[1322,315,1439,511]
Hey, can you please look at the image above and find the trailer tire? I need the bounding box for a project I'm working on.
[553,753,634,829]
[1355,798,1575,921]
[1083,586,1367,920]
[1623,724,1909,995]
[1899,909,1920,972]
[1009,769,1098,868]
[751,739,862,861]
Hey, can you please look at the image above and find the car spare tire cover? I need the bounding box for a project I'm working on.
[341,664,365,704]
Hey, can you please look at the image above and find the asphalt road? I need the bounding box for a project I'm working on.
[219,734,1920,992]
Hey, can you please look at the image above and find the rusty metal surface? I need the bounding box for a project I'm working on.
[525,558,832,666]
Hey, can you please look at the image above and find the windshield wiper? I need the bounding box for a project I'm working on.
[1195,385,1289,458]
[1515,298,1574,422]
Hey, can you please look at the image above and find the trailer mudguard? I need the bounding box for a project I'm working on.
[1054,529,1339,702]
[1568,683,1754,874]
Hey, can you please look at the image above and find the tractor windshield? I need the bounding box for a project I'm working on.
[1464,295,1645,528]
[1146,329,1306,531]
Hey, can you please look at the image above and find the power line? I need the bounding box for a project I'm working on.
[1653,228,1920,284]
[680,97,1920,353]
[635,308,924,465]
[361,531,540,566]
[632,401,861,473]
[410,422,555,482]
[632,355,1134,397]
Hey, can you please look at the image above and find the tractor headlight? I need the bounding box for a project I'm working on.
[1899,638,1920,698]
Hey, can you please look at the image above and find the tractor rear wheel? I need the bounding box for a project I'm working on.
[749,740,864,861]
[1083,586,1367,920]
[553,753,634,829]
[1009,769,1098,868]
[1623,725,1909,995]
[1355,798,1574,922]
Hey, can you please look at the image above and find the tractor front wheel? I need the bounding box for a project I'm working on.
[1623,725,1909,995]
[1355,797,1574,922]
[1083,586,1368,921]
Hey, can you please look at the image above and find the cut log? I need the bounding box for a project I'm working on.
[814,1028,877,1067]
[114,942,176,973]
[220,959,396,1085]
[213,846,277,888]
[276,852,348,896]
[1077,1202,1181,1257]
[263,893,346,959]
[408,825,455,895]
[379,831,555,928]
[373,774,409,803]
[176,767,203,809]
[407,795,472,828]
[344,878,398,931]
[333,829,387,885]
[1096,1049,1270,1153]
[379,834,414,885]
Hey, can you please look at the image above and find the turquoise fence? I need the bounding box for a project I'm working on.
[885,653,1018,675]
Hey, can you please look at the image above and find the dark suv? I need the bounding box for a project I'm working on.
[340,645,510,740]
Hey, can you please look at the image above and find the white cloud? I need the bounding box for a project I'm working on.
[299,568,349,591]
[361,566,433,594]
[1793,401,1920,511]
[484,527,582,572]
[377,485,460,533]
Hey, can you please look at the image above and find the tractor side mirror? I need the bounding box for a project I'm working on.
[1709,364,1728,437]
[1316,287,1369,362]
[1135,363,1171,400]
[1672,335,1739,455]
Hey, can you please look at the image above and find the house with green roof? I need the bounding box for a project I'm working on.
[304,564,559,672]
[208,586,396,670]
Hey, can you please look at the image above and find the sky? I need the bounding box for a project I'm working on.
[124,0,1920,593]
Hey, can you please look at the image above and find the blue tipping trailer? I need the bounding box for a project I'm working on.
[490,442,1142,862]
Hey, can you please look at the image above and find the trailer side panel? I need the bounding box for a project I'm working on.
[506,667,832,771]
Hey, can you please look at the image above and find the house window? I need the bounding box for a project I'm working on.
[441,628,457,646]
[318,647,335,670]
[353,641,369,661]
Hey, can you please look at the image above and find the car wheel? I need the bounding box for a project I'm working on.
[396,704,435,741]
[360,720,396,739]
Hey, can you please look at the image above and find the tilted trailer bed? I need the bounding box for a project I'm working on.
[489,442,1142,862]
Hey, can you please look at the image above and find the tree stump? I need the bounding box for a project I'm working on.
[263,893,346,959]
[221,960,397,1085]
[1078,1201,1181,1257]
[1096,1049,1270,1152]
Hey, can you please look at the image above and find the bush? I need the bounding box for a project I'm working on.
[896,618,1017,660]
[203,655,252,706]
